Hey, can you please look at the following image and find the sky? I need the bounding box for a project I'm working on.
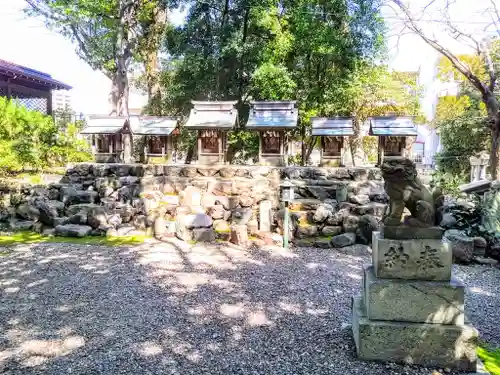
[0,0,496,115]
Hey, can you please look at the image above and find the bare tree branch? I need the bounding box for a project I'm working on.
[391,0,491,99]
[483,41,498,92]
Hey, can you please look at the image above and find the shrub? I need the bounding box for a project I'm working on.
[0,97,91,173]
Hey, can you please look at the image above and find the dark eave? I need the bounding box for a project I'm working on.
[0,59,72,90]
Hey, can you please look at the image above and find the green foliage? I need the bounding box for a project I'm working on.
[153,0,385,162]
[0,231,148,247]
[250,63,296,101]
[227,130,259,164]
[362,136,378,163]
[431,171,465,197]
[0,98,92,174]
[434,95,489,176]
[478,346,500,375]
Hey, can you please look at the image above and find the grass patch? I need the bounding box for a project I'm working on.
[478,345,500,374]
[215,229,231,233]
[0,231,148,247]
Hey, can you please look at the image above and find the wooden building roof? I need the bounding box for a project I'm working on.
[80,115,129,134]
[246,101,298,130]
[311,117,354,136]
[369,116,418,136]
[130,116,179,135]
[0,59,71,91]
[185,101,238,129]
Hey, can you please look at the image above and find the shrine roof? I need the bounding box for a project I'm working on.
[80,115,129,134]
[369,116,418,136]
[246,101,298,130]
[185,101,238,129]
[130,116,179,135]
[0,59,72,90]
[311,117,354,136]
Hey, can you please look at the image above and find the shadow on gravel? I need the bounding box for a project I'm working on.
[0,240,497,374]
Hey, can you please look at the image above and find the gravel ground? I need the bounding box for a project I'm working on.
[0,240,499,375]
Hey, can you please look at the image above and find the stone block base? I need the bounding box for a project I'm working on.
[372,232,452,281]
[364,266,464,324]
[352,297,478,371]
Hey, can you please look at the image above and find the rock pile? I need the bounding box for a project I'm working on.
[0,164,387,245]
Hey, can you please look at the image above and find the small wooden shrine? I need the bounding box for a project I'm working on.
[131,116,180,163]
[81,115,132,163]
[246,101,298,166]
[369,116,417,166]
[311,117,353,167]
[185,101,238,164]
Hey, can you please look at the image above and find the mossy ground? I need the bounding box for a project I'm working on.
[0,231,149,247]
[478,345,500,374]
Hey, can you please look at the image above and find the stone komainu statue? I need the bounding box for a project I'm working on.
[381,158,443,227]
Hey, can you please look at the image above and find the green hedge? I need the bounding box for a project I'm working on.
[0,97,92,174]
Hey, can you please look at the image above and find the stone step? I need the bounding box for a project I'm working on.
[352,296,478,371]
[363,265,464,325]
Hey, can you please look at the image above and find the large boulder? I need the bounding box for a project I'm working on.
[321,226,342,237]
[213,219,231,233]
[356,214,379,245]
[55,224,92,237]
[154,216,167,239]
[107,214,122,228]
[87,207,108,229]
[66,203,102,217]
[349,194,370,205]
[68,212,88,225]
[343,215,360,233]
[331,232,356,248]
[16,203,40,221]
[184,214,213,229]
[239,194,254,208]
[207,205,225,220]
[439,213,457,229]
[473,236,487,257]
[8,219,35,231]
[61,187,99,205]
[327,208,350,226]
[444,229,475,264]
[296,224,318,238]
[114,203,135,223]
[35,200,61,226]
[193,228,216,242]
[231,208,253,225]
[313,203,334,223]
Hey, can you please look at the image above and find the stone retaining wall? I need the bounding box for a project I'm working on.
[0,164,388,246]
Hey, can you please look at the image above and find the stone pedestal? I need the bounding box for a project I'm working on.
[352,230,478,371]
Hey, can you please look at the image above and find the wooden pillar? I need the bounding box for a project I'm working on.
[378,136,385,166]
[258,132,263,164]
[143,136,148,164]
[46,91,53,115]
[123,132,132,163]
[6,80,11,99]
[281,130,287,166]
[197,130,202,164]
[340,137,344,167]
[218,130,223,164]
[166,136,173,162]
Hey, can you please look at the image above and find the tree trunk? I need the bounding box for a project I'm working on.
[483,92,500,180]
[491,112,500,180]
[144,6,167,109]
[350,117,365,166]
[237,8,249,100]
